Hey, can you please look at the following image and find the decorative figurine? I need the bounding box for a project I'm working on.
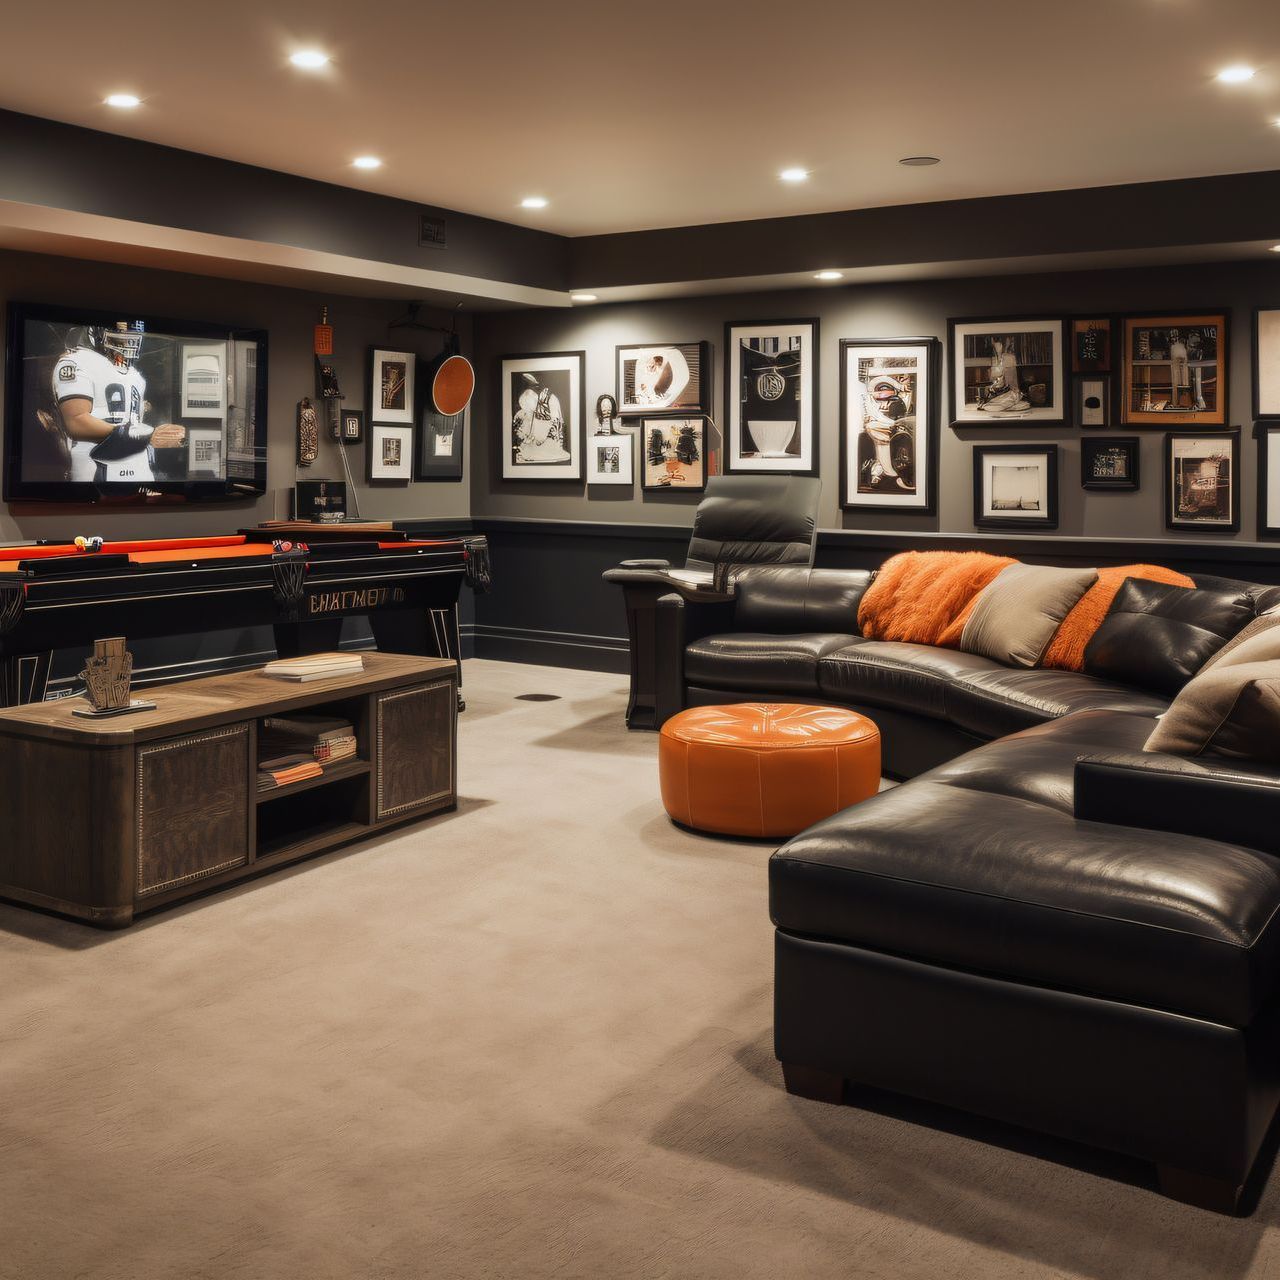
[595,393,619,436]
[297,397,319,465]
[74,637,156,718]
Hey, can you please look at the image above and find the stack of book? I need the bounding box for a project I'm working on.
[261,652,365,682]
[257,754,324,792]
[257,713,360,791]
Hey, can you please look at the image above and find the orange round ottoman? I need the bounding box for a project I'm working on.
[659,703,881,839]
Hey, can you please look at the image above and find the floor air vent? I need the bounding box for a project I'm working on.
[515,693,561,702]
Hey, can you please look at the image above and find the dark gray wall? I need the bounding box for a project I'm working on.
[471,258,1280,544]
[0,247,471,545]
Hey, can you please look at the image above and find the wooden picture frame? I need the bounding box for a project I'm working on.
[948,317,1066,427]
[368,347,416,424]
[500,351,585,481]
[1081,436,1140,491]
[1071,317,1113,373]
[615,342,709,416]
[839,336,940,514]
[1253,308,1280,420]
[723,318,819,475]
[972,443,1059,529]
[1164,428,1240,532]
[1120,311,1229,427]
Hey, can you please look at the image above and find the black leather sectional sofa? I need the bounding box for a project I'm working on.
[655,563,1280,1213]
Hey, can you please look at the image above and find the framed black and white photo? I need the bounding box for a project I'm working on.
[949,318,1065,426]
[368,348,415,424]
[1074,375,1111,427]
[839,337,939,514]
[724,319,818,474]
[616,342,708,416]
[340,407,364,445]
[1165,429,1240,531]
[1121,312,1228,427]
[588,431,633,486]
[415,407,465,481]
[1257,423,1280,536]
[1254,309,1280,419]
[500,351,585,481]
[973,443,1059,529]
[1081,437,1139,491]
[368,422,413,483]
[641,418,706,491]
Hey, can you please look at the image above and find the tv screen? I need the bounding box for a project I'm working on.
[4,302,268,502]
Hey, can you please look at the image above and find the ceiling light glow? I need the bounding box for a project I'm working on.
[521,196,549,209]
[104,93,141,109]
[571,293,598,302]
[1270,244,1280,253]
[290,50,330,69]
[352,155,382,169]
[1216,65,1256,83]
[814,270,844,281]
[779,167,809,183]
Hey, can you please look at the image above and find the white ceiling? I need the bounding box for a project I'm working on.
[5,0,1280,239]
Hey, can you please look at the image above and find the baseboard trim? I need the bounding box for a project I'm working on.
[471,624,628,674]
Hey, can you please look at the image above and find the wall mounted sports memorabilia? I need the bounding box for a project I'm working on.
[1256,422,1280,536]
[839,337,940,514]
[293,477,348,520]
[588,430,633,486]
[340,408,364,445]
[296,397,319,465]
[1254,309,1280,419]
[1075,376,1111,427]
[972,443,1059,529]
[1120,312,1228,427]
[501,351,585,481]
[1071,318,1113,373]
[416,407,465,482]
[368,423,413,483]
[616,342,709,416]
[1081,437,1139,491]
[642,418,706,491]
[368,348,416,425]
[949,318,1065,426]
[75,636,154,718]
[724,319,818,474]
[425,335,475,417]
[1164,429,1239,531]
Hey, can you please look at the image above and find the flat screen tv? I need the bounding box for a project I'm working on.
[4,302,268,503]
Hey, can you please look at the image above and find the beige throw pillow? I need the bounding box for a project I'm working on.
[1196,607,1280,675]
[1145,658,1280,762]
[960,563,1099,668]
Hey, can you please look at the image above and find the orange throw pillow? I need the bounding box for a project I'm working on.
[857,551,1016,648]
[1040,563,1195,671]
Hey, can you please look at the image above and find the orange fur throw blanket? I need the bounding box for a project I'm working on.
[857,551,1016,647]
[1040,563,1194,670]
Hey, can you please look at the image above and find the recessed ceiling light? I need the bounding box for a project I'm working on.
[899,155,941,166]
[1217,64,1256,83]
[779,167,809,183]
[571,293,598,302]
[521,196,549,209]
[814,270,844,281]
[352,155,382,170]
[290,50,330,69]
[1270,244,1280,253]
[104,93,141,109]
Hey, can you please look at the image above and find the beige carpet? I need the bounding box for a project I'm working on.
[2,659,1278,1280]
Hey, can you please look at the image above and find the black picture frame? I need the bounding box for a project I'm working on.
[723,318,820,476]
[1081,437,1140,491]
[972,443,1059,529]
[367,346,416,425]
[1119,310,1230,428]
[1257,422,1280,538]
[500,350,586,481]
[1254,308,1280,420]
[640,417,707,492]
[340,407,363,445]
[615,341,709,416]
[415,407,465,482]
[947,316,1067,427]
[367,422,414,485]
[838,336,940,515]
[1164,428,1240,532]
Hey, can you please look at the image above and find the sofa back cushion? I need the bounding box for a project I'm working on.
[1040,564,1195,671]
[857,551,1014,647]
[1084,578,1255,695]
[734,566,874,633]
[960,563,1099,667]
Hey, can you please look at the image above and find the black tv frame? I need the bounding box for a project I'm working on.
[3,301,269,504]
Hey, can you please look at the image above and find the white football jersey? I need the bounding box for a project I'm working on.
[52,346,153,483]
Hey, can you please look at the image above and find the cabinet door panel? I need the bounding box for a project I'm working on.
[137,724,250,896]
[376,680,455,820]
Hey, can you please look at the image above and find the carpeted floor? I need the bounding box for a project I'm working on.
[3,659,1279,1279]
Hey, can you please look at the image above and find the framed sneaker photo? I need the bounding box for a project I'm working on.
[949,318,1065,426]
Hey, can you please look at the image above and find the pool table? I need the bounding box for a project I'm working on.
[0,527,490,705]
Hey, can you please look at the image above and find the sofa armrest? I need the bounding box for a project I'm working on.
[618,558,671,570]
[1074,749,1280,856]
[734,566,873,634]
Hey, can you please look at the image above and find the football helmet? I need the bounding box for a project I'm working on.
[94,320,146,367]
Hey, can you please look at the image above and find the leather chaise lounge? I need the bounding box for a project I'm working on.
[650,562,1280,1212]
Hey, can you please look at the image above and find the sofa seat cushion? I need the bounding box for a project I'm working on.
[817,641,1005,719]
[946,666,1169,738]
[684,633,855,693]
[770,778,1280,1026]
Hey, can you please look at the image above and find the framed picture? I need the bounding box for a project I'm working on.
[616,342,708,416]
[1257,423,1280,536]
[340,408,363,445]
[1074,375,1111,427]
[368,423,413,483]
[1081,437,1140,491]
[1071,318,1113,373]
[501,351,585,481]
[1165,429,1240,531]
[415,407,465,481]
[972,443,1059,529]
[948,318,1065,426]
[1121,312,1228,427]
[588,431,633,486]
[1253,308,1280,419]
[368,348,415,424]
[839,337,940,514]
[724,318,819,474]
[641,418,707,491]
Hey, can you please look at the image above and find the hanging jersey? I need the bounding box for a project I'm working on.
[52,347,154,483]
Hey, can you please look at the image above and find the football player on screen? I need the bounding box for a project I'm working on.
[52,320,185,483]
